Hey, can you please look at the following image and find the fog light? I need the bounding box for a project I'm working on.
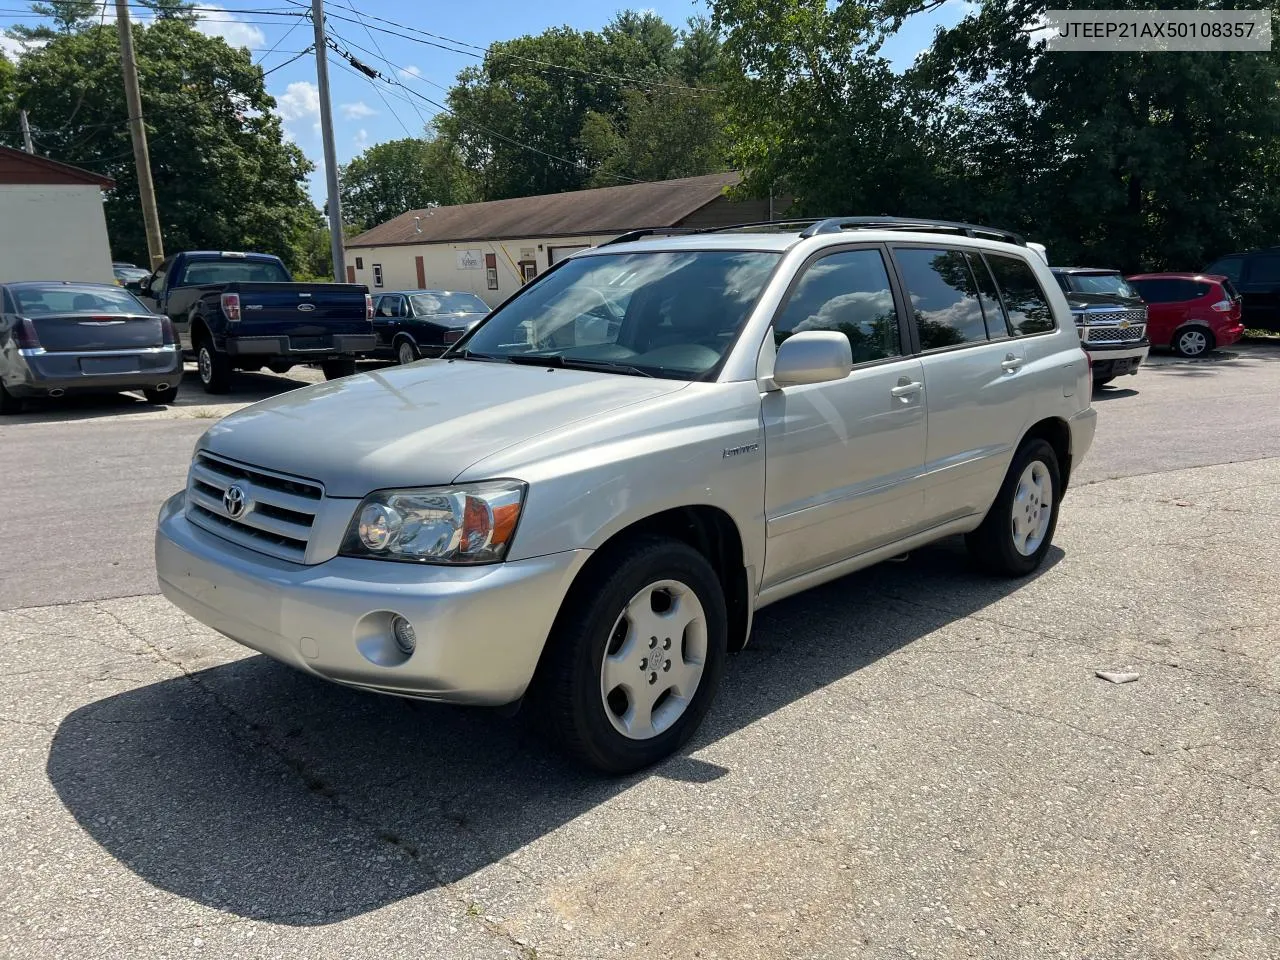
[391,615,417,656]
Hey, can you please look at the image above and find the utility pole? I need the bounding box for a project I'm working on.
[18,110,33,154]
[115,0,164,269]
[312,0,346,282]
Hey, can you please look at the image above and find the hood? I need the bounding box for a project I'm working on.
[197,360,689,497]
[1065,291,1145,312]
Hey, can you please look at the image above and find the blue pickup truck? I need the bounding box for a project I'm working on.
[130,251,375,393]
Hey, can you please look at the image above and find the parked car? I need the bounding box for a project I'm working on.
[1,281,181,413]
[371,289,489,364]
[113,265,150,287]
[1050,267,1150,387]
[129,251,375,393]
[1125,273,1244,357]
[155,216,1096,773]
[1202,248,1280,332]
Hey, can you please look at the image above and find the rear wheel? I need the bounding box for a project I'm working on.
[532,537,727,774]
[322,358,357,380]
[142,384,179,405]
[0,381,22,415]
[196,341,232,394]
[1174,326,1214,358]
[396,339,419,365]
[966,438,1061,577]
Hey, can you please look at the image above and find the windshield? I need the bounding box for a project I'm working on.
[1066,272,1138,298]
[180,259,290,285]
[456,250,780,380]
[410,292,489,315]
[13,285,150,315]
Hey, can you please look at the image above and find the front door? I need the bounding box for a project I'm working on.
[762,245,928,590]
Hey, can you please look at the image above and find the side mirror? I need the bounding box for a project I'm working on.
[771,331,853,388]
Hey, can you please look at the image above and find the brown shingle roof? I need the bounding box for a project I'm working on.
[0,146,115,188]
[345,171,741,248]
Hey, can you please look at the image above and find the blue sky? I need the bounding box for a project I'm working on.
[1,0,971,205]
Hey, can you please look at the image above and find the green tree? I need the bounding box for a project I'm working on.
[340,135,477,232]
[439,10,727,200]
[3,18,318,270]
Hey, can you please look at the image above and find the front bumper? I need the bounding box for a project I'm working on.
[6,347,182,397]
[155,492,590,705]
[1085,339,1149,377]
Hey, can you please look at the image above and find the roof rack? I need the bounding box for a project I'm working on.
[797,216,1026,246]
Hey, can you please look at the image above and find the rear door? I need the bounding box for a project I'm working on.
[893,245,1038,523]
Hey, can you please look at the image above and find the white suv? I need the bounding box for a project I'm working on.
[155,217,1096,773]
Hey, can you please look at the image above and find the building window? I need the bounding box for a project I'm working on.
[372,264,383,288]
[355,256,364,270]
[485,253,498,291]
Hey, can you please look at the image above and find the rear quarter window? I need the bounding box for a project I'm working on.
[986,254,1057,336]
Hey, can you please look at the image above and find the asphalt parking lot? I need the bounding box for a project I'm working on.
[1,348,1277,959]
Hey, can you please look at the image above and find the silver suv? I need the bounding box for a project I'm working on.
[155,217,1096,773]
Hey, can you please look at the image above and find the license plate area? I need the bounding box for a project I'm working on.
[289,336,333,351]
[79,356,140,374]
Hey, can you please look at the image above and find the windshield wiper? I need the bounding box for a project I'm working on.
[506,353,656,378]
[452,349,509,363]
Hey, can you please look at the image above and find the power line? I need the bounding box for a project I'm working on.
[324,35,644,185]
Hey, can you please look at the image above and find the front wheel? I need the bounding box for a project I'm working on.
[966,438,1062,577]
[321,358,357,380]
[197,342,232,394]
[396,339,419,365]
[532,538,728,774]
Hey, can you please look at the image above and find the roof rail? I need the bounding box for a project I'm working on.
[798,216,1026,246]
[601,227,697,246]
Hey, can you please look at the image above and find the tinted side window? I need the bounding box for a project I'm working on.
[893,247,989,349]
[1247,254,1280,284]
[1206,258,1243,282]
[986,255,1056,336]
[967,252,1009,337]
[774,248,901,364]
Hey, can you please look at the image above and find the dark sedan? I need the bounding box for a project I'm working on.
[0,281,183,413]
[371,290,489,364]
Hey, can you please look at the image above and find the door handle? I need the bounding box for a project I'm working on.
[1001,354,1023,372]
[890,380,923,398]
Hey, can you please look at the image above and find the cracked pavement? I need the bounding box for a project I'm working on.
[1,347,1278,958]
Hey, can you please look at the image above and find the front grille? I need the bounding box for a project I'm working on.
[1086,323,1147,343]
[185,452,323,563]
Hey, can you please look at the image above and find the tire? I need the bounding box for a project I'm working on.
[396,339,419,365]
[142,384,179,405]
[196,340,232,394]
[0,381,22,415]
[965,438,1062,578]
[322,358,357,380]
[531,537,728,774]
[1173,326,1214,358]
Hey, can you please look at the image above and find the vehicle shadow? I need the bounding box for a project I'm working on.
[5,368,316,424]
[47,539,1062,925]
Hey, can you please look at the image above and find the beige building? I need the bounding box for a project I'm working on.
[342,172,783,306]
[0,146,116,284]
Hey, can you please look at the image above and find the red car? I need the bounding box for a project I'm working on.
[1125,273,1245,357]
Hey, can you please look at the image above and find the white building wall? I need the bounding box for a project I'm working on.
[344,234,621,309]
[0,184,115,284]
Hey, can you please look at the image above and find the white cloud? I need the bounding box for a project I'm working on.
[195,5,266,50]
[341,101,377,120]
[276,80,320,122]
[354,128,369,149]
[398,65,421,79]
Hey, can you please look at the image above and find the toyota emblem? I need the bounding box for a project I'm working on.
[223,484,247,519]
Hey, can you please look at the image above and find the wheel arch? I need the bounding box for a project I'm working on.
[1021,416,1072,492]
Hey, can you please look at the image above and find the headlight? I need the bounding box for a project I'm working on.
[340,480,526,564]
